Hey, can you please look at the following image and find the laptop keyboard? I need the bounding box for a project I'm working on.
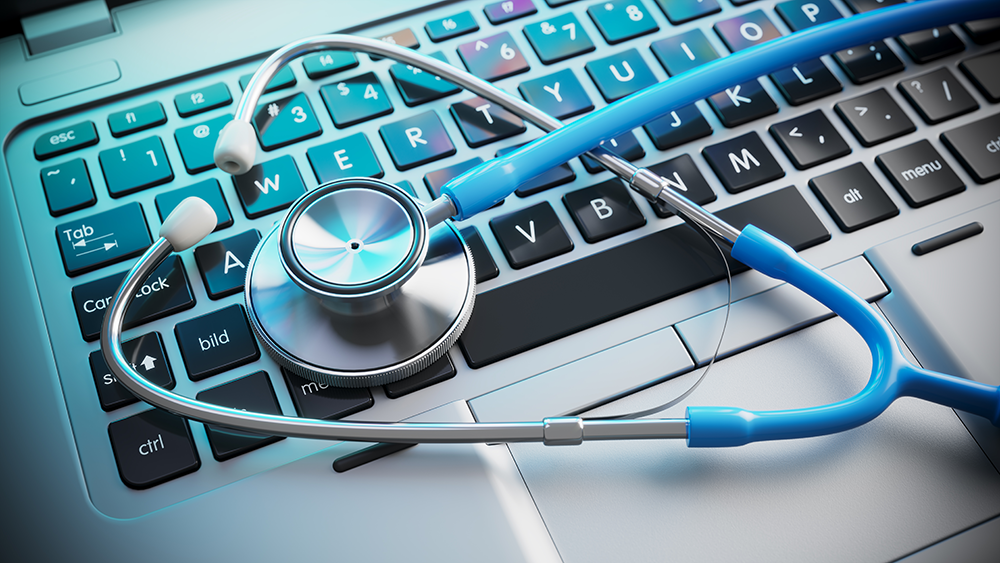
[5,0,998,517]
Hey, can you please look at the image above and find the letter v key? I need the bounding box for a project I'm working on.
[515,220,536,243]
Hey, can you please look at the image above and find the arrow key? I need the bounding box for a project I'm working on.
[769,109,851,170]
[835,88,915,147]
[89,332,175,412]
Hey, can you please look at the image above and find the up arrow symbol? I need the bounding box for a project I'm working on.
[140,355,157,371]
[475,40,489,51]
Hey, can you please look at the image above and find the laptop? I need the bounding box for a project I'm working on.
[2,0,998,560]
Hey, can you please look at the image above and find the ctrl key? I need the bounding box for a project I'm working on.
[108,408,200,489]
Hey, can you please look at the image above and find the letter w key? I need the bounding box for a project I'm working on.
[233,155,306,218]
[490,202,573,269]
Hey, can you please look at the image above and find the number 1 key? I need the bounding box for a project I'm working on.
[99,136,174,197]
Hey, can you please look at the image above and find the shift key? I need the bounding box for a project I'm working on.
[940,113,1000,184]
[56,202,152,276]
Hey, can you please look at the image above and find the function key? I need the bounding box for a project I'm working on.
[490,201,573,269]
[175,304,260,381]
[384,354,458,399]
[302,51,359,80]
[650,29,719,77]
[89,332,175,412]
[34,121,98,160]
[713,10,782,53]
[98,136,173,197]
[961,18,1000,45]
[424,157,484,198]
[588,0,659,45]
[809,163,898,232]
[654,0,720,25]
[252,92,322,150]
[702,132,785,194]
[108,102,167,138]
[875,140,965,208]
[959,51,1000,103]
[707,80,778,128]
[307,132,385,183]
[389,51,461,107]
[642,103,712,151]
[834,88,915,147]
[523,13,595,65]
[563,179,645,243]
[426,11,479,42]
[154,179,233,232]
[834,41,904,84]
[585,48,658,102]
[896,27,964,64]
[484,0,536,24]
[196,371,284,461]
[769,59,842,106]
[518,69,594,120]
[40,158,96,217]
[282,368,374,420]
[545,0,580,5]
[769,109,851,170]
[579,131,645,173]
[459,226,499,284]
[843,0,905,13]
[174,83,231,117]
[174,114,231,174]
[644,154,716,219]
[450,97,526,148]
[457,31,530,81]
[377,28,420,51]
[774,0,841,31]
[379,110,456,171]
[232,155,306,219]
[496,144,575,197]
[320,72,394,128]
[897,68,977,125]
[238,65,296,93]
[56,202,152,277]
[108,408,200,490]
[194,229,262,300]
[940,113,1000,184]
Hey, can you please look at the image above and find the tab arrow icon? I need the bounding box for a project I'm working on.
[855,106,868,116]
[140,355,157,371]
[475,40,488,51]
[789,127,803,137]
[103,241,118,251]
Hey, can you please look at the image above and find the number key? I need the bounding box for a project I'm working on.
[320,72,394,128]
[457,31,530,81]
[174,83,231,117]
[99,136,173,197]
[523,13,594,64]
[588,0,659,45]
[252,92,322,150]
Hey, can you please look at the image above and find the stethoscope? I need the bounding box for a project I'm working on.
[102,0,999,448]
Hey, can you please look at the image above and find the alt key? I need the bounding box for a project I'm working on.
[809,163,899,233]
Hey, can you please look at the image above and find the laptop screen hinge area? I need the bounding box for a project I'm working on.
[21,0,115,55]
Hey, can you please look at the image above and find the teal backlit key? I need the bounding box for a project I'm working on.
[252,92,322,150]
[239,65,296,93]
[426,11,479,42]
[108,102,167,138]
[651,29,719,76]
[40,158,96,217]
[302,51,359,80]
[585,49,658,102]
[34,121,98,160]
[379,111,456,170]
[321,72,394,128]
[56,202,152,276]
[174,114,232,174]
[457,31,530,81]
[174,83,231,117]
[588,0,659,45]
[99,136,174,197]
[523,13,594,64]
[307,133,385,183]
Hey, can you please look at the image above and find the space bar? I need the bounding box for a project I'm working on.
[458,186,831,368]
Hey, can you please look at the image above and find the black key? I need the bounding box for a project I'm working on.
[307,132,384,184]
[644,154,717,218]
[876,140,965,208]
[89,332,175,412]
[940,113,1000,183]
[196,371,284,461]
[563,179,645,243]
[232,155,306,219]
[769,59,842,105]
[389,51,461,107]
[702,132,785,194]
[320,72,393,128]
[108,102,167,138]
[282,368,373,420]
[426,11,479,42]
[650,29,719,77]
[714,10,782,53]
[194,230,262,299]
[643,104,712,151]
[175,304,260,381]
[809,163,898,232]
[497,144,575,197]
[654,0,720,25]
[897,68,978,125]
[962,18,1000,45]
[424,157,484,198]
[490,202,573,269]
[460,186,829,368]
[34,121,98,160]
[960,51,1000,103]
[523,13,595,64]
[252,92,322,151]
[834,41,905,84]
[775,0,841,31]
[301,51,359,80]
[108,408,200,489]
[40,158,95,216]
[174,83,231,117]
[769,110,851,170]
[174,114,231,174]
[588,0,659,45]
[71,255,195,341]
[460,226,499,283]
[585,49,658,102]
[56,202,151,277]
[155,179,233,232]
[379,111,456,170]
[835,88,915,147]
[708,80,778,128]
[897,27,965,64]
[580,131,645,173]
[844,0,905,13]
[384,354,457,399]
[99,136,173,197]
[485,0,536,24]
[518,69,594,120]
[457,31,530,81]
[239,65,296,93]
[450,97,526,148]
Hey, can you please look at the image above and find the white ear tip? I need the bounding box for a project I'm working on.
[159,197,217,251]
[214,120,257,175]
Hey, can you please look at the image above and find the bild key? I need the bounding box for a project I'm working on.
[175,304,260,381]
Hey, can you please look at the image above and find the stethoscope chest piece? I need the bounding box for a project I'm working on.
[245,178,476,388]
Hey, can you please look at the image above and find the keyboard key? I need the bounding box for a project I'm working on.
[108,408,200,489]
[89,332,175,412]
[379,110,456,170]
[239,65,296,93]
[34,121,98,160]
[232,155,307,219]
[426,11,479,42]
[458,31,530,80]
[645,154,717,218]
[108,102,167,138]
[302,51,359,79]
[194,229,262,299]
[960,51,1000,103]
[451,97,526,148]
[307,132,385,183]
[769,110,851,170]
[461,186,829,368]
[384,354,458,399]
[490,202,573,269]
[174,114,231,174]
[496,144,575,196]
[940,113,1000,183]
[809,163,898,232]
[56,202,152,277]
[835,88,915,147]
[41,158,95,216]
[485,0,536,24]
[962,18,1000,45]
[174,83,231,117]
[563,179,645,243]
[459,226,499,283]
[650,29,719,76]
[775,0,841,31]
[707,80,778,128]
[320,72,394,128]
[376,28,420,50]
[175,304,260,381]
[897,68,978,125]
[844,0,904,13]
[579,131,645,173]
[654,0,720,25]
[769,59,842,105]
[588,0,659,45]
[585,48,658,102]
[252,92,322,150]
[394,180,418,198]
[834,41,905,84]
[99,136,173,197]
[71,255,195,341]
[424,157,484,198]
[714,10,782,53]
[545,0,580,5]
[702,132,785,194]
[518,69,593,119]
[155,179,233,232]
[897,27,964,64]
[523,13,595,64]
[282,368,374,419]
[196,371,284,461]
[875,140,965,208]
[642,104,712,151]
[389,51,461,107]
